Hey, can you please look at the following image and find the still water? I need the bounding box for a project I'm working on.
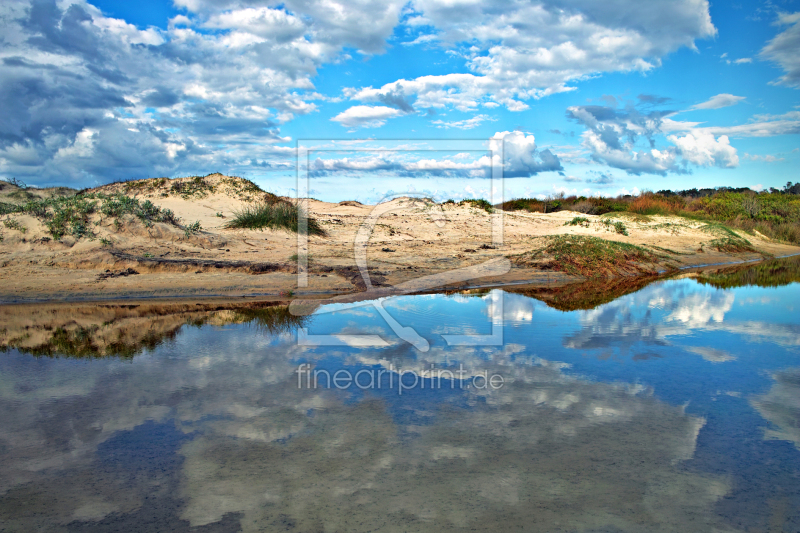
[1,258,799,532]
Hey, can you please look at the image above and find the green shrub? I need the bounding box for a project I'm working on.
[459,198,494,213]
[184,220,202,237]
[1,192,181,240]
[2,218,26,233]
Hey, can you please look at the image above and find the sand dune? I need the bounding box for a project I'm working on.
[1,174,798,302]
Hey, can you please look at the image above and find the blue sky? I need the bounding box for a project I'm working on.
[0,0,798,202]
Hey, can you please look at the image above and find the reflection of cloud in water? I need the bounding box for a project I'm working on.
[751,368,800,451]
[685,346,737,363]
[564,281,800,358]
[494,292,534,323]
[667,291,734,326]
[0,328,733,532]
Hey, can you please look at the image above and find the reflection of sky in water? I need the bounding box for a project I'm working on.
[0,279,798,531]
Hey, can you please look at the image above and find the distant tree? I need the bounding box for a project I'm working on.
[784,182,800,195]
[4,177,27,189]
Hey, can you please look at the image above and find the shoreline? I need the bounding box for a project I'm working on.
[2,252,798,306]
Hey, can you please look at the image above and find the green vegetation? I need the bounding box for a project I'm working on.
[169,175,216,198]
[0,193,180,240]
[513,235,663,278]
[184,220,202,237]
[226,201,325,236]
[566,216,590,227]
[598,219,629,236]
[499,183,800,245]
[700,223,757,253]
[458,198,493,213]
[500,196,627,215]
[2,218,27,233]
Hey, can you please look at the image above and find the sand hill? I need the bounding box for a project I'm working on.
[1,174,798,302]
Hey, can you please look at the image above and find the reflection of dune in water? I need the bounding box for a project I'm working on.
[697,254,800,289]
[508,274,665,312]
[0,301,305,358]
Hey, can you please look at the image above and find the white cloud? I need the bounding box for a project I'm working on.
[668,132,739,168]
[733,57,752,64]
[346,0,716,113]
[490,131,563,177]
[308,131,562,177]
[760,11,800,88]
[0,0,406,185]
[401,34,439,46]
[744,153,784,163]
[430,114,495,129]
[690,94,746,110]
[568,105,741,174]
[331,105,405,128]
[667,111,800,138]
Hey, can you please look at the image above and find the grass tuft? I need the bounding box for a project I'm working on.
[225,202,325,236]
[566,216,590,227]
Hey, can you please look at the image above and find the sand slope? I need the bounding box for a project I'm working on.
[1,174,798,302]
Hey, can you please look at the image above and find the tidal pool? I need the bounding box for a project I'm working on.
[1,258,799,532]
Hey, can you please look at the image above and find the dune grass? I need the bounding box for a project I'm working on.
[0,193,180,240]
[513,235,663,278]
[225,201,325,236]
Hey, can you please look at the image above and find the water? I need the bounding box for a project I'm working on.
[1,259,799,532]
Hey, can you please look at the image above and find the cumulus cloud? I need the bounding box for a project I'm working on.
[491,131,564,177]
[0,0,405,186]
[331,105,405,128]
[668,132,739,168]
[567,105,681,175]
[690,93,746,110]
[567,104,740,174]
[308,131,561,178]
[760,12,800,88]
[345,0,716,113]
